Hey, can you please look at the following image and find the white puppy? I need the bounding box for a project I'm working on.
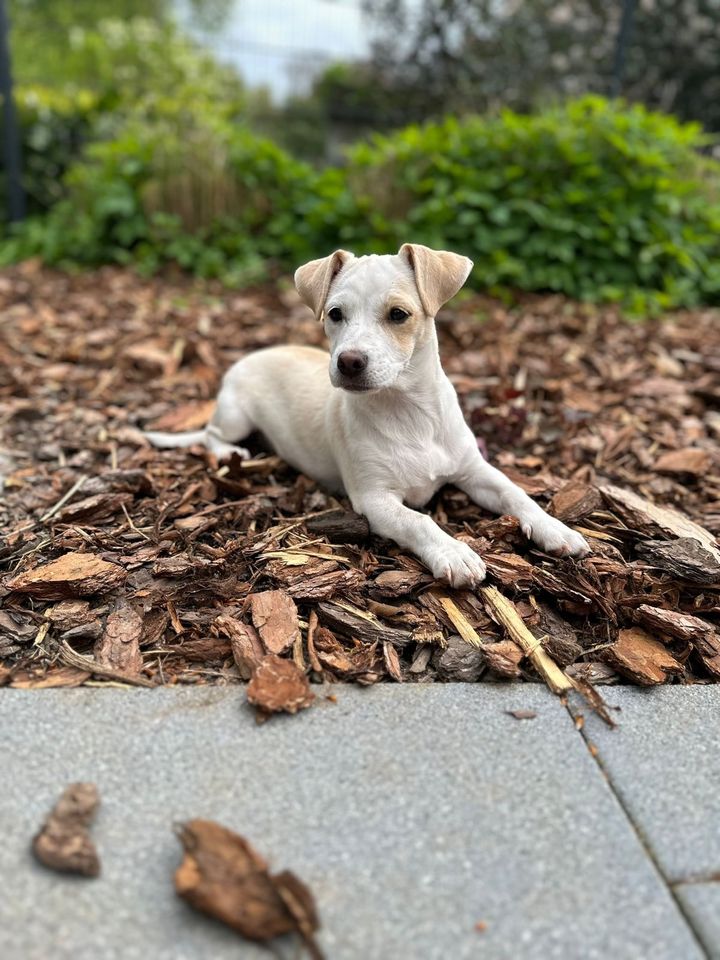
[146,244,589,587]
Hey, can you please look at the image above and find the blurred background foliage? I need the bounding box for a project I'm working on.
[2,0,720,312]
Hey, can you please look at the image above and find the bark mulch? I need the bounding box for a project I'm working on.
[1,262,719,699]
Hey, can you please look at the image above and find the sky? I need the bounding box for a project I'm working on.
[177,0,373,101]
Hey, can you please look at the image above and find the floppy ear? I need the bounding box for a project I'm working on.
[398,243,473,318]
[294,250,354,320]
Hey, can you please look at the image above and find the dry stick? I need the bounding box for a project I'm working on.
[479,585,573,695]
[40,475,88,523]
[436,595,483,648]
[58,641,155,688]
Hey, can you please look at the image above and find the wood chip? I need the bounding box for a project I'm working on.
[603,627,683,685]
[214,615,264,680]
[368,569,431,598]
[507,709,537,720]
[175,819,323,958]
[247,655,315,716]
[250,590,301,655]
[636,538,720,584]
[436,594,483,648]
[6,552,127,599]
[654,448,711,476]
[32,783,100,877]
[483,640,524,678]
[305,509,370,543]
[58,640,154,687]
[634,605,720,678]
[432,634,485,681]
[383,641,403,682]
[550,480,602,523]
[600,484,720,562]
[316,601,412,648]
[480,586,573,694]
[53,492,134,525]
[483,553,535,590]
[94,600,143,676]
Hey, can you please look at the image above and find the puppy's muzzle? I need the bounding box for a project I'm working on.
[337,350,368,379]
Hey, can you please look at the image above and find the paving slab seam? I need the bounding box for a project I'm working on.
[562,699,711,960]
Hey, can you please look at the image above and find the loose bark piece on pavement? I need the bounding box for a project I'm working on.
[247,654,315,717]
[175,819,324,959]
[32,783,101,877]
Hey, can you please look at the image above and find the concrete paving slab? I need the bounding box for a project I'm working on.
[0,685,703,960]
[578,686,720,883]
[676,884,720,959]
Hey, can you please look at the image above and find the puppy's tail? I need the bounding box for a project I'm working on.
[144,429,207,449]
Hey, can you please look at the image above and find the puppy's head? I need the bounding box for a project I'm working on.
[294,244,473,393]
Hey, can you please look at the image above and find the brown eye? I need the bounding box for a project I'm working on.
[389,307,409,324]
[327,307,343,322]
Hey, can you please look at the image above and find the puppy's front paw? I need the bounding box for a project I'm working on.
[428,540,487,589]
[520,512,590,558]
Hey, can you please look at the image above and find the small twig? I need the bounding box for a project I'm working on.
[479,585,573,694]
[58,641,155,688]
[40,475,88,523]
[121,502,153,541]
[435,594,483,648]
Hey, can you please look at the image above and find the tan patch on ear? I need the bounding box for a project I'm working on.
[399,243,473,318]
[294,250,354,320]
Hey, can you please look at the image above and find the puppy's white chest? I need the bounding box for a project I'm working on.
[404,476,445,508]
[399,443,455,507]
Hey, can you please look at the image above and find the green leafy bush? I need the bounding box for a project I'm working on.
[0,86,99,218]
[0,109,323,283]
[4,96,720,311]
[341,97,720,311]
[1,18,246,223]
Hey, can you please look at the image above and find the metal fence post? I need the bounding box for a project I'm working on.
[611,0,638,98]
[0,0,26,222]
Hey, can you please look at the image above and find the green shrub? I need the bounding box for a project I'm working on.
[0,18,246,223]
[0,110,321,283]
[341,97,720,311]
[0,86,99,218]
[4,95,720,311]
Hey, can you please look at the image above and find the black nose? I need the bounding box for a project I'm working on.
[337,350,368,378]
